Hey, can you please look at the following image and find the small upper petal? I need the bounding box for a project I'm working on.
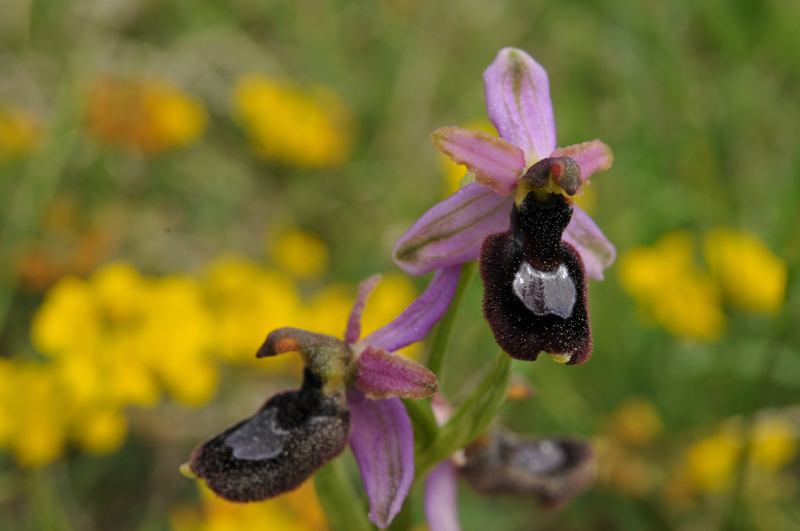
[484,48,557,164]
[551,139,613,186]
[345,274,382,344]
[562,205,616,281]
[354,345,438,400]
[360,264,461,353]
[347,390,415,529]
[393,182,514,276]
[432,126,525,195]
[424,460,462,531]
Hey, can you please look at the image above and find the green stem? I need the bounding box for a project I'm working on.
[402,397,438,449]
[314,457,374,531]
[425,261,478,377]
[415,350,512,479]
[0,29,92,335]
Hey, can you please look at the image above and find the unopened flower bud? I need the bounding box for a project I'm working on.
[461,431,594,508]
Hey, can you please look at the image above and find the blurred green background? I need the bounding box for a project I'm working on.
[1,0,799,529]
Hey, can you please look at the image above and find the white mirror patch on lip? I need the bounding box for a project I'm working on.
[225,407,290,460]
[512,262,576,319]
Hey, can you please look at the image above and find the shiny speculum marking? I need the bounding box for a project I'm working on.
[512,262,576,319]
[225,407,289,460]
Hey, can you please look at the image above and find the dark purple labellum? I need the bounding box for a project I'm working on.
[188,368,350,502]
[480,190,592,364]
[461,432,594,509]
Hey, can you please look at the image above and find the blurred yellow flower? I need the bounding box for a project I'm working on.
[683,416,798,493]
[609,397,664,447]
[171,481,328,531]
[203,255,302,367]
[303,282,354,339]
[70,406,129,455]
[86,76,207,154]
[750,416,799,471]
[0,107,40,161]
[269,228,329,280]
[618,231,726,340]
[32,262,218,409]
[686,426,741,491]
[439,120,497,197]
[17,261,220,465]
[233,74,354,168]
[703,228,788,315]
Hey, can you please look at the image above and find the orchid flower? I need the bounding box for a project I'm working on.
[393,48,616,365]
[184,265,460,529]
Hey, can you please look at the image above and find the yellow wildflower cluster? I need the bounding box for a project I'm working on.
[3,228,418,467]
[171,481,327,531]
[618,228,787,340]
[233,74,354,168]
[0,359,126,466]
[0,106,40,162]
[683,416,799,493]
[86,76,207,154]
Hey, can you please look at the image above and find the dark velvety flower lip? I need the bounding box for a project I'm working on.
[481,192,592,364]
[188,368,350,502]
[461,431,595,509]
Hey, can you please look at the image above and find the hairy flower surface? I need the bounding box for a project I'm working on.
[187,268,460,529]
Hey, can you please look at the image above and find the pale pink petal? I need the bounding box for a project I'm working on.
[347,390,415,529]
[345,274,382,344]
[393,183,514,276]
[484,48,556,164]
[354,346,437,399]
[360,264,461,353]
[562,206,616,281]
[551,139,613,186]
[424,460,462,531]
[432,126,525,195]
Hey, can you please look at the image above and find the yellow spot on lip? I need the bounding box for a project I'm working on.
[547,352,572,364]
[179,462,196,479]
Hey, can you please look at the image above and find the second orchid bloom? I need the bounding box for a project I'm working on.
[186,268,459,529]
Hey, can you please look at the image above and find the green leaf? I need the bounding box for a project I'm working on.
[314,457,373,531]
[402,398,439,450]
[415,351,513,477]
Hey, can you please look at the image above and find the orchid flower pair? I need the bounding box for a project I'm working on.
[185,266,460,529]
[186,46,616,531]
